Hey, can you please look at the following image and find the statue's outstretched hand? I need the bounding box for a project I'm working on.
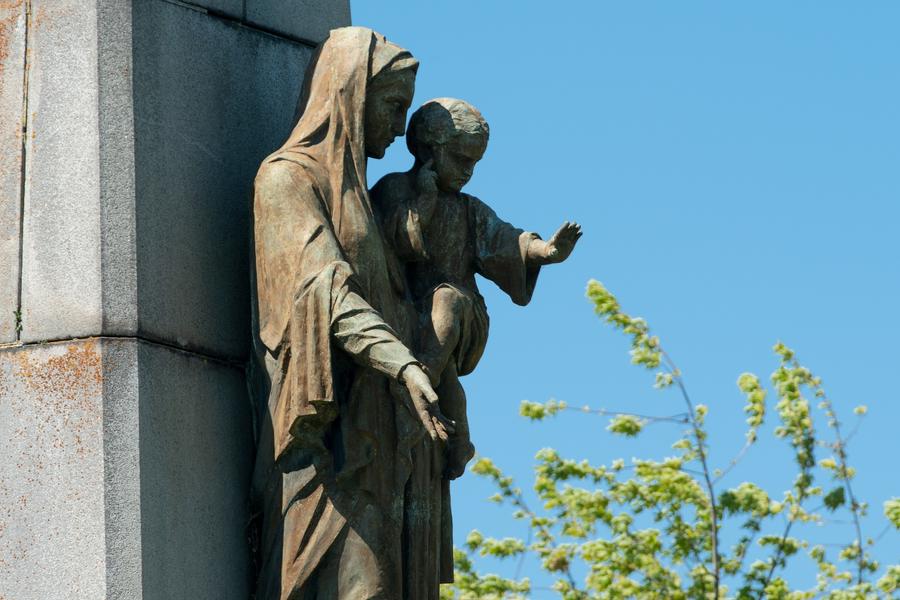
[545,221,582,264]
[401,364,454,442]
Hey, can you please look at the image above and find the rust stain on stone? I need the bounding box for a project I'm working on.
[0,0,24,97]
[0,2,23,149]
[31,2,45,27]
[16,339,102,393]
[0,1,24,46]
[13,339,103,457]
[0,14,14,77]
[0,340,104,571]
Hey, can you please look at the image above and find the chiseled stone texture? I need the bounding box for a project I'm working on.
[97,0,139,336]
[18,0,137,344]
[10,0,329,355]
[246,0,351,43]
[132,0,314,359]
[102,338,144,600]
[137,340,254,599]
[0,339,113,599]
[19,0,103,342]
[0,2,26,343]
[1,1,349,598]
[12,0,350,356]
[0,337,253,599]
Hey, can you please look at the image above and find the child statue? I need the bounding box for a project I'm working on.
[371,97,582,479]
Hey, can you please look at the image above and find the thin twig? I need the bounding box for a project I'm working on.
[733,525,762,578]
[816,387,866,585]
[562,405,689,424]
[842,416,864,445]
[759,515,800,596]
[660,349,721,600]
[515,524,533,579]
[614,464,708,478]
[714,437,754,485]
[870,523,891,545]
[510,490,583,596]
[758,416,813,594]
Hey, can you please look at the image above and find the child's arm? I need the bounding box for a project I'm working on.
[412,159,439,228]
[526,221,582,266]
[472,210,581,306]
[470,197,543,306]
[371,173,430,262]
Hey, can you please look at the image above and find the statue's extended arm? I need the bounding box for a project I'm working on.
[256,161,452,442]
[330,279,453,443]
[526,221,583,266]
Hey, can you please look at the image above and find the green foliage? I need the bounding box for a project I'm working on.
[442,281,897,599]
[606,414,644,437]
[443,547,530,600]
[885,499,900,530]
[737,373,766,444]
[521,399,567,421]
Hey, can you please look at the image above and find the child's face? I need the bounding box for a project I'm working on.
[430,133,487,193]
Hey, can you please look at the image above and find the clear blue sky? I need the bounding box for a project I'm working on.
[353,2,899,593]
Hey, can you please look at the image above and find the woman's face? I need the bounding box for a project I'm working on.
[365,71,416,159]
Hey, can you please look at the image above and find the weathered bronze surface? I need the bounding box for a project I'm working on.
[372,98,581,484]
[251,31,580,599]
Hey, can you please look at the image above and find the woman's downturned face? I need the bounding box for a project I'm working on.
[365,70,416,159]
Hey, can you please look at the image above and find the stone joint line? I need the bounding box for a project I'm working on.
[0,334,246,370]
[159,0,319,48]
[15,0,32,343]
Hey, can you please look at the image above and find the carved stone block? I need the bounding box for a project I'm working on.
[132,0,313,359]
[0,1,26,343]
[0,338,253,599]
[246,0,352,44]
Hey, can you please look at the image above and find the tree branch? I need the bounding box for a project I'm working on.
[661,349,721,600]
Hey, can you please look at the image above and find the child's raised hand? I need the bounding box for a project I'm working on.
[545,221,582,264]
[413,158,440,226]
[416,158,439,198]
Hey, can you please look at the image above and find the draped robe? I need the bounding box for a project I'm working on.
[250,27,451,599]
[372,172,542,377]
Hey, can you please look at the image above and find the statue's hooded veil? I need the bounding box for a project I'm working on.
[254,26,419,455]
[251,29,463,597]
[265,26,417,309]
[250,27,422,597]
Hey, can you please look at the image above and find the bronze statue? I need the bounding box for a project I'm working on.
[372,98,581,483]
[251,32,580,600]
[251,27,450,599]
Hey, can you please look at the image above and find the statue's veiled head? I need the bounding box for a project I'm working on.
[279,27,419,164]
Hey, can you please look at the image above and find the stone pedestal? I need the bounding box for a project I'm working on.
[0,1,350,597]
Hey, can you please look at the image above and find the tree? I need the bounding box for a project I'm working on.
[442,281,900,599]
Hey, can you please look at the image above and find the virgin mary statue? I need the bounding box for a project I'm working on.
[251,27,452,599]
